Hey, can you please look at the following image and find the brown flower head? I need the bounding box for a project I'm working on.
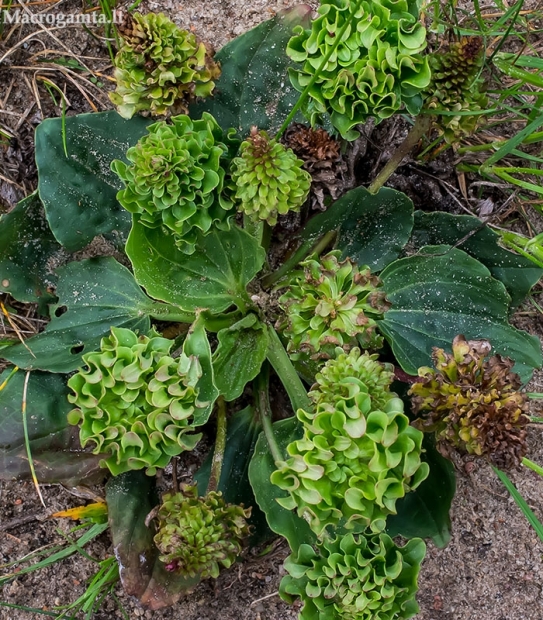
[281,123,348,211]
[409,335,529,469]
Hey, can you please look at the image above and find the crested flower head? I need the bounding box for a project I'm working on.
[278,251,390,360]
[110,12,220,119]
[154,485,251,579]
[271,349,429,535]
[230,127,312,226]
[409,335,529,469]
[68,327,207,475]
[280,532,426,620]
[424,37,487,141]
[112,113,239,254]
[286,0,431,138]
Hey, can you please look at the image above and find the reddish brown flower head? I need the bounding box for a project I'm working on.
[281,123,348,211]
[409,335,529,470]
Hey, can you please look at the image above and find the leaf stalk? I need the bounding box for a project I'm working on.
[368,115,432,194]
[255,365,284,464]
[206,396,228,494]
[266,326,311,412]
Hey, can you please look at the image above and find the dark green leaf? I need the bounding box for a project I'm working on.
[249,417,315,551]
[301,187,414,271]
[194,406,269,540]
[410,211,543,307]
[379,246,542,383]
[35,111,151,251]
[0,367,102,484]
[387,437,455,547]
[126,220,265,314]
[106,471,199,610]
[0,192,61,309]
[0,257,152,372]
[183,316,219,425]
[190,6,311,135]
[213,315,269,401]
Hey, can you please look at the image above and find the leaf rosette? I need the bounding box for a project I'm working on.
[68,327,208,476]
[271,349,429,535]
[112,113,239,254]
[110,12,220,119]
[278,252,389,360]
[280,532,425,620]
[286,0,431,138]
[154,485,251,579]
[230,127,311,225]
[409,335,529,469]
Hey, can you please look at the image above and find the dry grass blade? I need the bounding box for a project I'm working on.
[0,301,36,357]
[21,369,46,508]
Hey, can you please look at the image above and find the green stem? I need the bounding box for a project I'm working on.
[255,366,284,464]
[261,229,337,289]
[206,396,227,494]
[147,302,194,324]
[274,0,366,141]
[526,392,543,399]
[522,457,543,478]
[266,326,311,412]
[367,115,432,194]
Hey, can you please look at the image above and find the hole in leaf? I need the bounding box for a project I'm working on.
[54,305,68,317]
[71,344,84,355]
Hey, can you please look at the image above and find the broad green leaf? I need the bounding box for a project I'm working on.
[106,471,199,610]
[35,111,151,251]
[410,211,543,307]
[379,246,542,383]
[300,187,414,271]
[0,257,151,372]
[194,406,269,540]
[190,6,311,135]
[0,192,61,309]
[213,314,269,401]
[126,220,265,314]
[183,316,219,424]
[249,417,315,551]
[387,437,455,547]
[0,367,102,484]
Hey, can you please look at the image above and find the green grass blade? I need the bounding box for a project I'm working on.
[0,523,108,584]
[481,111,543,168]
[522,457,543,478]
[493,467,543,542]
[0,602,61,617]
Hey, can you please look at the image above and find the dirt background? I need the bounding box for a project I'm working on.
[1,0,543,618]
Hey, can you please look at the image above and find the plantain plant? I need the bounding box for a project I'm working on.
[0,2,542,618]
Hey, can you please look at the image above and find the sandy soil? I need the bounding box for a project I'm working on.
[1,1,543,619]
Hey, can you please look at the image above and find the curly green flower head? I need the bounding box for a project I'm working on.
[112,113,239,254]
[109,12,220,119]
[271,349,429,536]
[287,0,431,139]
[230,127,312,226]
[281,532,425,620]
[278,251,389,361]
[154,485,251,579]
[67,327,208,476]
